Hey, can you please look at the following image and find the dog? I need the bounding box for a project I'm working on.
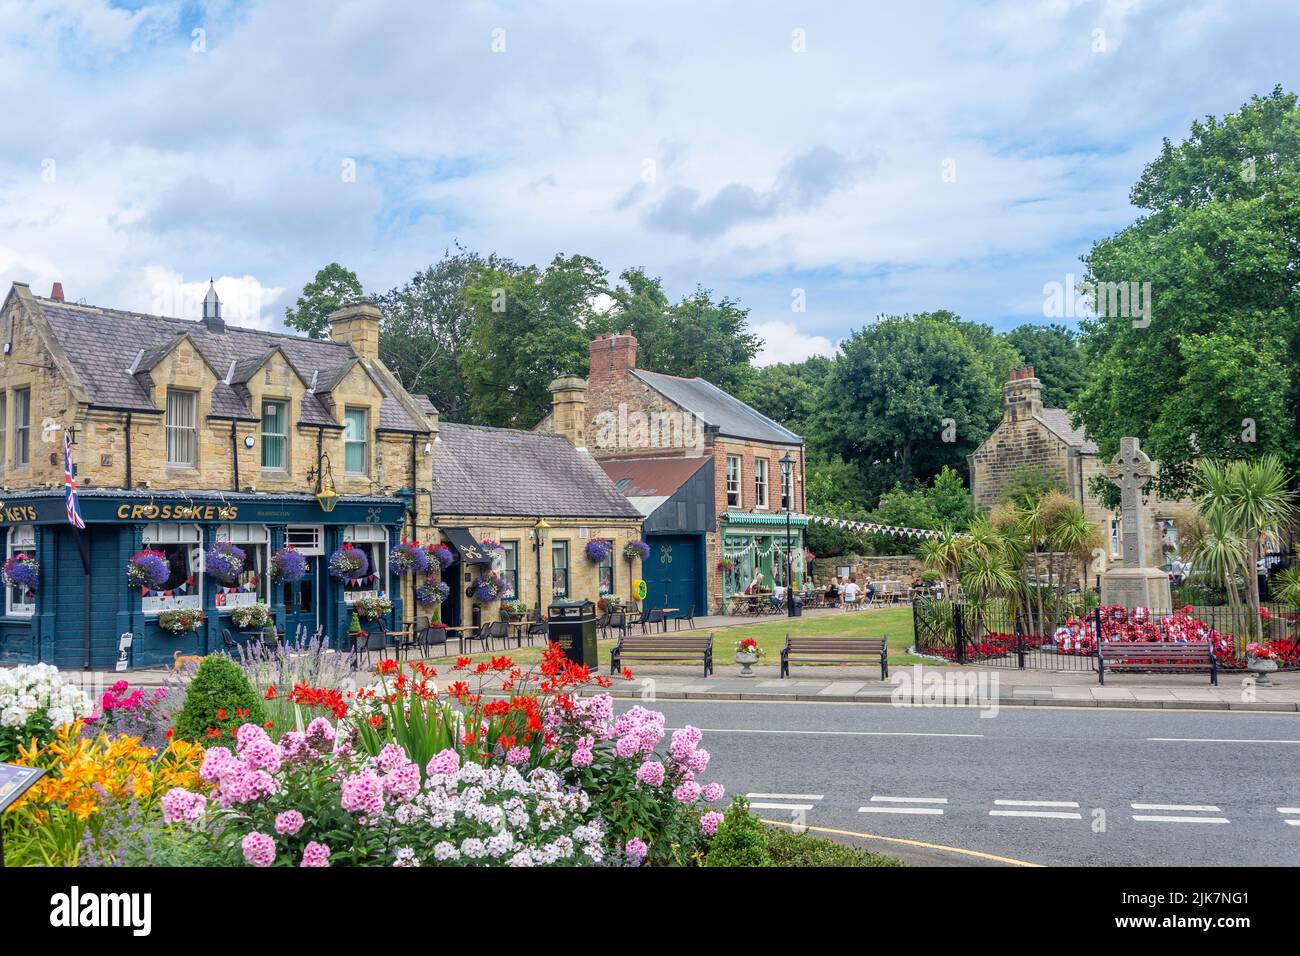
[172,649,203,671]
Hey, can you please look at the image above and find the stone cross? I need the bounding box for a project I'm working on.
[1104,436,1154,568]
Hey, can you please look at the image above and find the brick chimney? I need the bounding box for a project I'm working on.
[548,375,588,449]
[1003,366,1043,421]
[50,282,64,302]
[588,331,638,385]
[328,301,381,361]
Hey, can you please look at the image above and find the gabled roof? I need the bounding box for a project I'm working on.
[27,295,430,433]
[1036,408,1098,454]
[598,456,710,498]
[630,368,802,444]
[426,422,643,519]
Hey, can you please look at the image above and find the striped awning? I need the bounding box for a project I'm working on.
[722,511,808,528]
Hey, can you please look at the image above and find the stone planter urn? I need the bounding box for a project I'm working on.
[735,650,759,677]
[1247,655,1279,683]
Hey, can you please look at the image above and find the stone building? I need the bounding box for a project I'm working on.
[969,367,1186,573]
[540,332,807,613]
[0,280,639,669]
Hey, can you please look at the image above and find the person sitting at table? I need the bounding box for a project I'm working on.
[771,583,786,609]
[862,575,877,603]
[841,578,860,607]
[824,576,840,606]
[743,571,764,595]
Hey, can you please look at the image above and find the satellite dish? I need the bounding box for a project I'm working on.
[40,418,61,444]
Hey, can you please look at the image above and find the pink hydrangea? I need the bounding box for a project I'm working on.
[635,760,665,787]
[701,782,725,803]
[161,787,206,824]
[241,831,276,867]
[624,837,648,867]
[426,748,460,777]
[275,810,305,836]
[300,841,331,868]
[340,769,385,816]
[673,781,702,803]
[699,811,724,837]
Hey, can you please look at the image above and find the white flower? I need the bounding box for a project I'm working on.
[432,841,460,861]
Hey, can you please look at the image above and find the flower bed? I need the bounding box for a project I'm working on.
[0,663,93,761]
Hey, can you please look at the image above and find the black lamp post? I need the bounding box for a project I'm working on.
[532,517,549,616]
[780,452,796,618]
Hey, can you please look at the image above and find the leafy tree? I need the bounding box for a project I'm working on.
[374,244,494,423]
[999,465,1068,507]
[1075,87,1300,495]
[284,262,366,339]
[1003,324,1086,408]
[608,269,762,396]
[460,254,609,428]
[819,311,1014,503]
[869,466,976,555]
[744,357,834,450]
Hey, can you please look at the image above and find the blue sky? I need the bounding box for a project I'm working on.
[0,0,1297,364]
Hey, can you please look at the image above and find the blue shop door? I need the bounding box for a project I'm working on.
[281,556,321,642]
[643,535,700,615]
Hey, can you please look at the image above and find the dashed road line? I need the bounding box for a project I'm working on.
[990,809,1083,819]
[1131,803,1221,813]
[869,795,948,804]
[858,805,944,815]
[1132,814,1230,824]
[994,799,1080,808]
[745,792,822,813]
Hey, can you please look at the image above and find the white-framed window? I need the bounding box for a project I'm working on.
[722,535,753,597]
[6,525,36,617]
[141,524,203,614]
[501,540,519,600]
[166,389,198,466]
[551,540,570,597]
[781,460,794,510]
[598,546,614,596]
[726,455,741,508]
[754,458,769,510]
[214,524,270,609]
[342,524,387,603]
[344,407,368,475]
[13,387,30,467]
[261,400,288,470]
[284,525,324,555]
[0,392,7,473]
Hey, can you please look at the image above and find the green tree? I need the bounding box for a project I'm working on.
[284,262,366,339]
[1075,87,1300,495]
[460,254,609,428]
[1003,324,1086,408]
[374,245,494,423]
[744,357,834,450]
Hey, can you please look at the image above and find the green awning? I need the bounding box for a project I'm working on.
[722,511,808,528]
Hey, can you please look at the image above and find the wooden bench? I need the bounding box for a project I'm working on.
[781,634,888,680]
[1097,641,1217,685]
[611,634,714,677]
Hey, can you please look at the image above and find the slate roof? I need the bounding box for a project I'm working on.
[1036,408,1099,454]
[426,422,643,519]
[31,297,429,433]
[630,369,802,444]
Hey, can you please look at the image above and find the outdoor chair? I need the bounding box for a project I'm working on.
[399,615,431,658]
[641,607,668,633]
[361,630,389,669]
[526,618,549,646]
[674,605,696,630]
[605,611,629,641]
[221,628,240,654]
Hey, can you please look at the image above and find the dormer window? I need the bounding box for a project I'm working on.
[166,389,197,466]
[344,407,368,475]
[262,400,287,470]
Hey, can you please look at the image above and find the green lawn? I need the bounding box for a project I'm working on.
[418,605,926,672]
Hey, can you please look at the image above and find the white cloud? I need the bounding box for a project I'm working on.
[752,321,838,367]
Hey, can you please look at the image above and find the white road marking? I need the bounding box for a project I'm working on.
[858,806,944,815]
[990,810,1083,820]
[749,802,816,811]
[1147,737,1300,744]
[1131,803,1221,813]
[746,793,824,801]
[869,796,948,804]
[1132,815,1230,824]
[994,799,1080,808]
[696,727,983,738]
[1276,807,1300,814]
[1287,820,1300,827]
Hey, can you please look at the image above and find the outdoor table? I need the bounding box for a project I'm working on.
[444,625,478,655]
[661,607,679,629]
[385,620,415,660]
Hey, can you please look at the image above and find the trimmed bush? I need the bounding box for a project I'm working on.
[703,797,771,867]
[172,655,266,744]
[766,828,902,867]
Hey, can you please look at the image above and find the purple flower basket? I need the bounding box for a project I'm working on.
[471,573,506,603]
[585,538,613,562]
[328,544,370,580]
[2,553,39,592]
[270,547,308,583]
[415,578,451,606]
[623,540,650,561]
[428,543,455,571]
[205,541,247,584]
[127,550,170,591]
[389,541,431,576]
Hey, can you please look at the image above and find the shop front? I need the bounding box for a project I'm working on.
[0,489,407,670]
[719,512,808,600]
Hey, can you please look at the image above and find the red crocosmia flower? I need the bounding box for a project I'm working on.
[236,707,250,719]
[622,668,634,680]
[484,700,510,718]
[264,684,277,700]
[377,658,400,675]
[455,657,472,670]
[369,714,384,728]
[216,708,227,720]
[206,727,221,738]
[490,656,514,671]
[264,721,275,730]
[462,732,477,746]
[166,728,175,739]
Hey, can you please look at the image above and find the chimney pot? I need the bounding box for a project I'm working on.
[50,282,64,302]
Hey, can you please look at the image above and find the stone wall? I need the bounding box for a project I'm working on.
[811,554,925,585]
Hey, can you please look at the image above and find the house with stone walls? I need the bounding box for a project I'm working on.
[969,367,1189,576]
[539,331,807,614]
[0,280,639,670]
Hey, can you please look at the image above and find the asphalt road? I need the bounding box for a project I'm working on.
[618,699,1300,866]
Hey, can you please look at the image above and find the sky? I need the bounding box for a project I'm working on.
[0,0,1297,366]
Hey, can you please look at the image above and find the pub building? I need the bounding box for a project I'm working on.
[0,280,643,670]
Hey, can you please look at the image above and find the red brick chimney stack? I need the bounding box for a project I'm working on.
[588,331,638,385]
[50,282,64,302]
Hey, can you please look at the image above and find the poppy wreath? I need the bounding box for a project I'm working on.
[205,541,248,585]
[328,543,370,579]
[127,549,170,591]
[269,546,308,583]
[389,540,431,576]
[2,552,40,593]
[585,538,613,562]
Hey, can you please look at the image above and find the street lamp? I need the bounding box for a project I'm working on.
[532,517,550,615]
[779,452,796,618]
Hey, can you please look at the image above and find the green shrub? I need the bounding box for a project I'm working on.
[703,797,771,867]
[172,655,266,744]
[766,828,902,867]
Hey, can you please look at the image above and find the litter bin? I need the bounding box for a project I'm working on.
[547,599,598,667]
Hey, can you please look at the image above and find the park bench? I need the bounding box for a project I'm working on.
[780,634,889,680]
[1096,641,1217,685]
[611,633,714,677]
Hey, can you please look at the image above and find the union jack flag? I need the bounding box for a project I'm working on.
[64,429,85,529]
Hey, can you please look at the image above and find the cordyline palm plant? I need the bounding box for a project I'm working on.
[957,516,1024,642]
[918,525,965,596]
[1191,456,1296,643]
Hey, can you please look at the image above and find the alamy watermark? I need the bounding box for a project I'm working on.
[593,404,707,452]
[891,665,999,717]
[1042,273,1151,328]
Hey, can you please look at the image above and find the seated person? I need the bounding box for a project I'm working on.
[841,578,860,606]
[863,576,877,602]
[771,583,787,608]
[824,577,840,604]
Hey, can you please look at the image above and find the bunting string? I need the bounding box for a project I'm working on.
[805,514,971,541]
